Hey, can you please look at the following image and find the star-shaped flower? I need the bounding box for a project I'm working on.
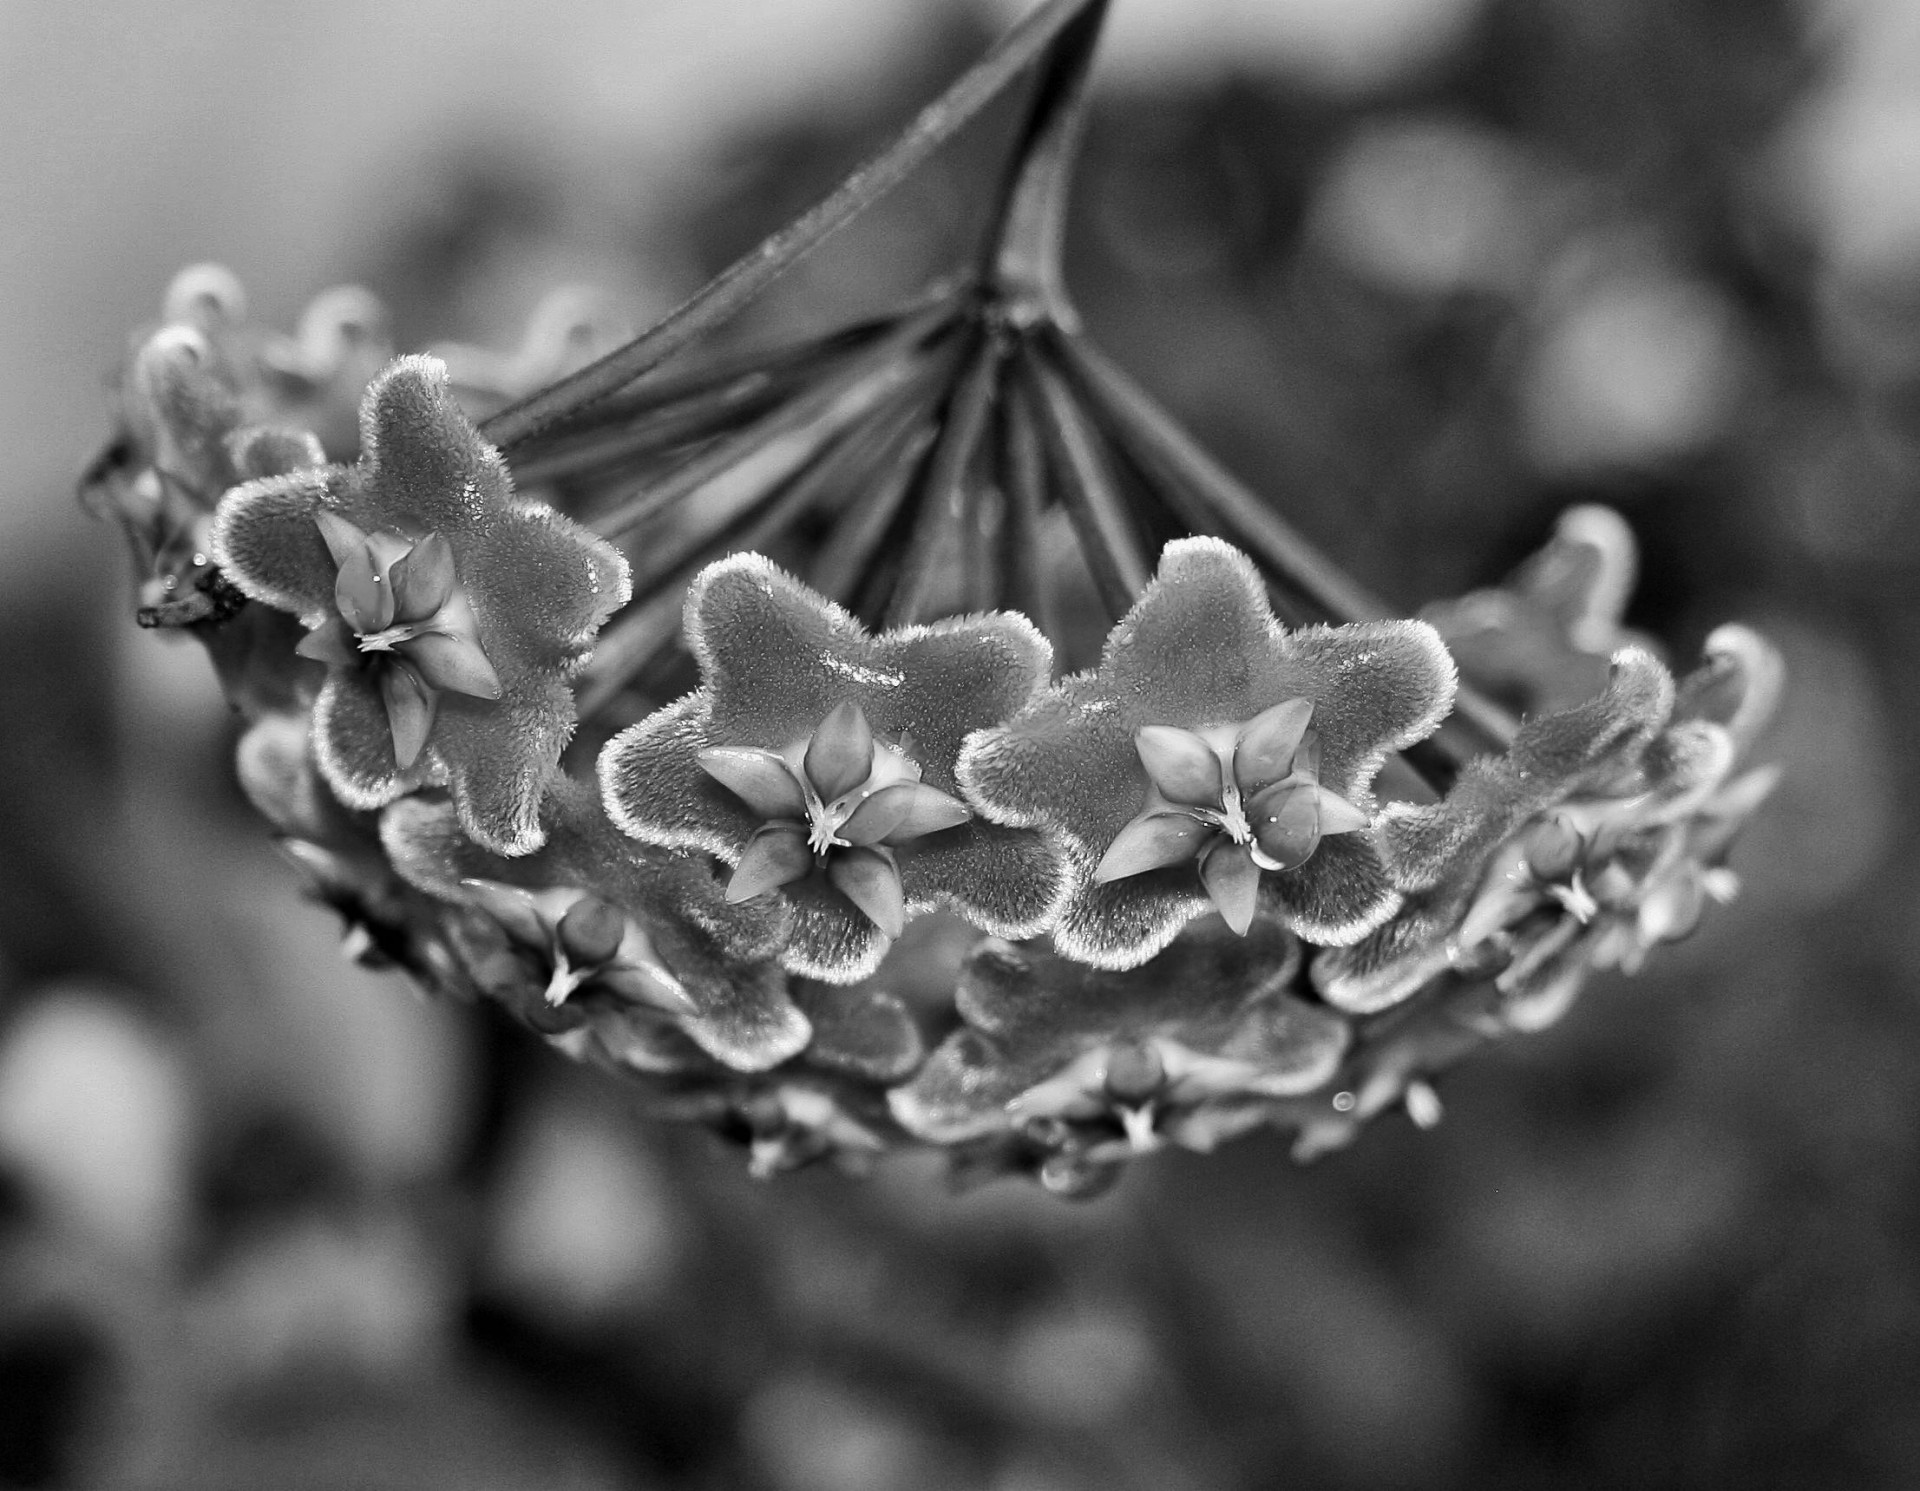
[212,355,632,855]
[383,776,803,1071]
[890,917,1349,1160]
[599,552,1067,982]
[292,518,502,768]
[455,880,694,1014]
[699,699,974,938]
[959,537,1457,969]
[1091,701,1371,935]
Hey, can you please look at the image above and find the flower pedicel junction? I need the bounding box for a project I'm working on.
[84,0,1781,1195]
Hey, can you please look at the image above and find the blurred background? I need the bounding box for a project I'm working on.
[2,0,1917,1485]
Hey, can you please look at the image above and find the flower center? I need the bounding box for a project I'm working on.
[1209,779,1254,847]
[805,801,850,858]
[793,733,925,860]
[356,622,420,653]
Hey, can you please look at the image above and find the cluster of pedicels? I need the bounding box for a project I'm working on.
[88,270,1781,1190]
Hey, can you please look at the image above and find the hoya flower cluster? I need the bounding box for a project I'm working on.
[88,248,1779,1193]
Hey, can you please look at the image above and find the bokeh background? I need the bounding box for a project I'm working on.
[2,0,1916,1485]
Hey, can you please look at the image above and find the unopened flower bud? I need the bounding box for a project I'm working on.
[1103,1042,1164,1104]
[1524,814,1583,881]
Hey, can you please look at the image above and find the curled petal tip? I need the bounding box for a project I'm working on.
[836,783,914,846]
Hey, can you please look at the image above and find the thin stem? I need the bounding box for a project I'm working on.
[504,311,906,488]
[1018,347,1149,617]
[1033,346,1209,545]
[960,476,1000,613]
[995,384,1056,640]
[505,346,842,489]
[978,0,1109,320]
[808,419,943,605]
[1045,338,1357,633]
[478,0,1104,450]
[574,588,685,721]
[576,391,938,718]
[586,300,956,540]
[627,351,947,598]
[506,381,785,491]
[1047,326,1519,752]
[1049,327,1385,621]
[884,334,1003,627]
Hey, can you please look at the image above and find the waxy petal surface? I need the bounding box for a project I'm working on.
[698,747,809,821]
[1233,698,1314,794]
[828,847,906,938]
[390,530,456,621]
[379,661,436,768]
[1094,812,1213,883]
[729,826,814,902]
[805,700,876,801]
[1199,842,1261,933]
[402,628,503,701]
[1135,726,1223,808]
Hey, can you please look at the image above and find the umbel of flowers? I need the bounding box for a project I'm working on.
[85,259,1781,1193]
[75,0,1792,1191]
